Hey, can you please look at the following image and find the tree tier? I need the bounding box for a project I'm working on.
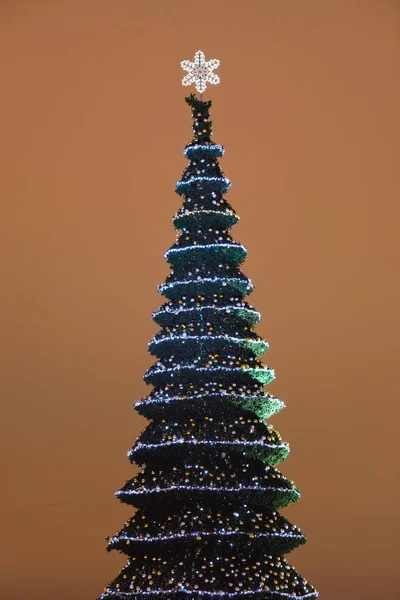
[173,209,239,231]
[153,302,260,328]
[152,314,261,337]
[176,176,231,197]
[181,194,235,215]
[128,436,288,468]
[175,226,236,244]
[129,416,289,467]
[181,150,224,179]
[143,363,275,388]
[183,143,224,160]
[148,334,268,360]
[134,391,285,422]
[117,486,298,514]
[100,547,317,600]
[107,506,305,556]
[165,243,247,268]
[116,456,299,511]
[158,277,254,300]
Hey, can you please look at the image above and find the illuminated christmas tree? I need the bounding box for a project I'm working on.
[99,51,318,600]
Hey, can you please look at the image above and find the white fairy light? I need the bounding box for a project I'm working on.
[184,144,224,157]
[181,50,220,94]
[148,333,267,351]
[144,364,275,382]
[101,592,317,599]
[135,391,284,412]
[164,243,246,262]
[176,175,231,188]
[128,439,289,458]
[158,277,255,295]
[116,484,298,497]
[152,304,260,322]
[108,529,303,545]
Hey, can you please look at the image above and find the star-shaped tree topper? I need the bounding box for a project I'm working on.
[181,50,220,94]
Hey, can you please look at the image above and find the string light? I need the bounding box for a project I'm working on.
[143,364,275,386]
[109,529,303,544]
[153,304,260,322]
[148,333,268,352]
[134,393,286,425]
[164,243,247,260]
[176,176,231,192]
[173,208,237,219]
[116,485,299,497]
[158,277,254,295]
[100,590,317,599]
[135,391,284,410]
[128,439,289,456]
[184,144,225,157]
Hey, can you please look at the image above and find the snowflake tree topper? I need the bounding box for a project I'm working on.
[181,50,220,95]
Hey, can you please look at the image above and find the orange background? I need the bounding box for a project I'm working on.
[1,1,399,599]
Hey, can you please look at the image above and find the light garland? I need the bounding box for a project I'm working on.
[101,589,317,599]
[184,144,225,157]
[153,304,260,321]
[128,439,289,456]
[145,364,275,378]
[109,529,304,544]
[172,210,239,230]
[173,208,237,219]
[176,176,231,189]
[158,277,254,294]
[135,391,284,412]
[164,243,247,260]
[149,334,268,352]
[116,484,298,497]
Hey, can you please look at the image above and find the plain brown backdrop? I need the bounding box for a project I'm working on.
[0,1,399,599]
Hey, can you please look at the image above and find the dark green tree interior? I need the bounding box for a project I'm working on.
[99,94,318,600]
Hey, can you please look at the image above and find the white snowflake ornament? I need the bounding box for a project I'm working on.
[181,50,220,94]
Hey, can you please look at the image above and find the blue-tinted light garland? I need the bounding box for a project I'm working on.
[165,243,247,259]
[184,144,225,157]
[159,277,254,293]
[176,176,231,190]
[173,209,239,228]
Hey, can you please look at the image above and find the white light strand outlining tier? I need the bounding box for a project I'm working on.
[148,333,267,349]
[183,144,225,157]
[116,484,298,497]
[101,589,317,599]
[181,50,220,94]
[128,439,289,457]
[108,530,304,544]
[152,305,260,321]
[135,391,285,410]
[164,242,246,260]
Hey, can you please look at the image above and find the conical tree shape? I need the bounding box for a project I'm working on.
[98,94,318,600]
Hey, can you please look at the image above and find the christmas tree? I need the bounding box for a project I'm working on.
[99,51,318,600]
